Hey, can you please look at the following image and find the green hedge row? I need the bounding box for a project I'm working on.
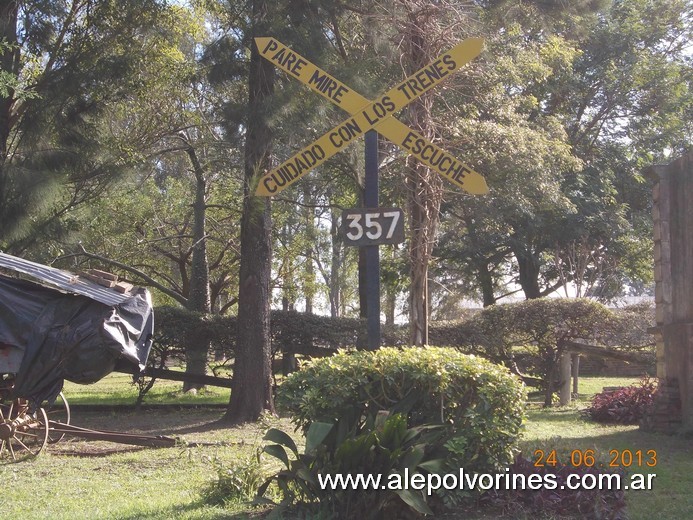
[155,299,653,353]
[152,299,655,387]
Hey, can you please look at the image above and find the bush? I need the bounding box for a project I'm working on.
[456,298,625,406]
[583,378,657,424]
[258,414,447,519]
[277,346,526,472]
[202,456,266,506]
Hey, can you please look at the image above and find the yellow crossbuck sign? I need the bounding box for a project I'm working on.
[255,37,488,197]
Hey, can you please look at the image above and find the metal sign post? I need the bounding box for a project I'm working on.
[364,130,380,350]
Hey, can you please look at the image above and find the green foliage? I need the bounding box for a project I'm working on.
[272,311,364,354]
[463,298,615,361]
[606,302,656,351]
[153,306,484,365]
[202,456,266,505]
[155,306,235,361]
[153,307,367,361]
[278,347,526,472]
[150,301,653,405]
[449,299,605,406]
[450,298,656,406]
[435,0,691,304]
[257,413,446,519]
[0,0,189,251]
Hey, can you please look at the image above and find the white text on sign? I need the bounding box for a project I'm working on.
[342,208,405,247]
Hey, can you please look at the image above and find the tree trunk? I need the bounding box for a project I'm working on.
[403,7,443,346]
[513,244,542,299]
[476,259,497,307]
[222,0,275,424]
[329,206,341,318]
[184,146,211,391]
[385,283,397,326]
[0,1,17,161]
[0,1,18,243]
[303,183,315,314]
[544,361,557,407]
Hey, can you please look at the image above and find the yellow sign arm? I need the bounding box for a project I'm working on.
[254,37,487,196]
[255,37,369,114]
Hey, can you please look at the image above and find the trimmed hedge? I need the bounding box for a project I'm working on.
[154,307,368,360]
[449,298,656,405]
[153,299,654,361]
[277,346,527,471]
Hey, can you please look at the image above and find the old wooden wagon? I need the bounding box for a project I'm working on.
[0,252,154,460]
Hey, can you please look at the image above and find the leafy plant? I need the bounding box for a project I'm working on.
[257,413,446,519]
[202,455,267,505]
[582,377,657,424]
[278,346,526,473]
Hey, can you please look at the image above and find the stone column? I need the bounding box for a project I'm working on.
[646,152,693,433]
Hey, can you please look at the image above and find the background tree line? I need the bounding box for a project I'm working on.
[0,0,690,422]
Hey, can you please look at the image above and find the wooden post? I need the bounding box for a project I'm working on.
[559,352,572,406]
[282,352,297,376]
[571,353,580,397]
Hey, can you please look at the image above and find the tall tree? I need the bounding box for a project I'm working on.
[436,0,691,304]
[222,0,276,423]
[0,0,177,254]
[44,3,237,388]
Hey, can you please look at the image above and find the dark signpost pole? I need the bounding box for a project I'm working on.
[364,130,380,350]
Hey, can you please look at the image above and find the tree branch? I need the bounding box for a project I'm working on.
[58,246,188,306]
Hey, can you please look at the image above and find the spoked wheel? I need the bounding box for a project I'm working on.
[44,391,70,444]
[0,399,49,461]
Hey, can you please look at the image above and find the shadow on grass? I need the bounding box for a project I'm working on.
[520,408,693,520]
[111,499,270,520]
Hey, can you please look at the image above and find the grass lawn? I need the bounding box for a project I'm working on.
[519,408,692,520]
[1,376,691,519]
[62,371,230,406]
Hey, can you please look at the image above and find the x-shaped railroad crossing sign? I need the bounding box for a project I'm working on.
[254,37,488,197]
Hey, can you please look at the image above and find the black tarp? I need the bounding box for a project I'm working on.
[0,274,153,406]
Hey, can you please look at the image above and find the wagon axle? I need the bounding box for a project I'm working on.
[0,421,12,440]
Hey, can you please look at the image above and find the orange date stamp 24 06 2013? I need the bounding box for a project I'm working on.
[533,449,657,468]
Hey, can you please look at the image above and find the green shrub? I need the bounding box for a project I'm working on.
[202,456,266,505]
[459,298,622,406]
[258,414,447,519]
[277,346,526,472]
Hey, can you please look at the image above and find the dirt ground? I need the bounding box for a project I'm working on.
[48,406,273,457]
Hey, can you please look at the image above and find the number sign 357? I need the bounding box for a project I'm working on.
[342,208,405,246]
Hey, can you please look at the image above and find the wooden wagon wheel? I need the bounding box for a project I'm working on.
[0,399,49,461]
[44,391,71,444]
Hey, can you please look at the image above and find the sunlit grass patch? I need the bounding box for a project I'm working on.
[62,371,230,406]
